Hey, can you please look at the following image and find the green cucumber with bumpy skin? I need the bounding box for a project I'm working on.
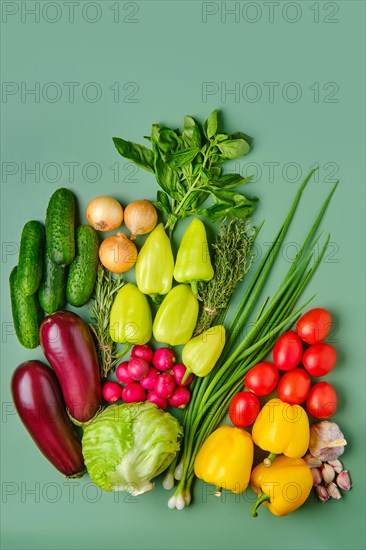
[38,251,68,314]
[10,266,42,349]
[46,188,76,266]
[66,225,99,307]
[17,220,45,295]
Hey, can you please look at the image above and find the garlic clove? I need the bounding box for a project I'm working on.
[311,468,322,486]
[321,463,335,484]
[336,470,352,491]
[327,459,343,474]
[316,485,330,502]
[327,481,342,500]
[304,453,323,468]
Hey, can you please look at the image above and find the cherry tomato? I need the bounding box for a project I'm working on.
[306,381,337,419]
[302,343,337,377]
[244,362,279,396]
[296,308,332,345]
[228,392,261,428]
[273,330,303,371]
[277,369,310,405]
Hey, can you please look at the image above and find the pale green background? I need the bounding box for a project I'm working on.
[1,1,365,549]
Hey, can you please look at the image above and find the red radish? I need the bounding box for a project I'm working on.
[102,381,122,403]
[154,373,175,398]
[128,357,149,381]
[116,362,134,385]
[122,382,146,403]
[147,391,168,409]
[132,344,154,363]
[172,364,193,386]
[169,387,191,408]
[152,348,175,371]
[140,367,159,390]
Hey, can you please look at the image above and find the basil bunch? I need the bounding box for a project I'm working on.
[113,109,256,235]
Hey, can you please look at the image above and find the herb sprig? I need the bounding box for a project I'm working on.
[89,264,124,378]
[113,109,257,236]
[195,218,257,335]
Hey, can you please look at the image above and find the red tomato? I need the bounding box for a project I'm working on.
[273,331,303,371]
[228,392,261,428]
[277,369,310,404]
[296,308,332,345]
[302,343,337,377]
[244,362,279,396]
[306,382,337,419]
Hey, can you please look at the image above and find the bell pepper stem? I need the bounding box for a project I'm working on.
[150,293,163,305]
[190,280,199,297]
[214,485,222,497]
[115,342,132,359]
[181,369,193,385]
[263,452,278,467]
[251,492,271,517]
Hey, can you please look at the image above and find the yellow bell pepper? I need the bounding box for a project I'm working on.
[194,426,253,495]
[252,398,309,464]
[182,325,226,380]
[251,455,313,517]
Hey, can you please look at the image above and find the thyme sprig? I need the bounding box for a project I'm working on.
[89,264,124,378]
[194,218,257,334]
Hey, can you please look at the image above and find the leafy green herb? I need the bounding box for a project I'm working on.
[89,264,124,378]
[194,218,257,335]
[112,110,256,236]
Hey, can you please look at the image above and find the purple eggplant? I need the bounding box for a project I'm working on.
[40,311,101,423]
[11,360,85,477]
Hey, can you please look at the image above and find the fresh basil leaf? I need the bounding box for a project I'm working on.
[197,203,254,222]
[157,190,171,210]
[154,154,179,195]
[231,131,253,145]
[209,166,222,179]
[182,116,202,149]
[180,189,209,214]
[210,174,253,189]
[215,133,228,142]
[151,125,182,159]
[217,139,250,159]
[112,137,155,173]
[212,189,253,207]
[193,162,203,176]
[203,109,218,140]
[176,181,187,197]
[166,147,200,169]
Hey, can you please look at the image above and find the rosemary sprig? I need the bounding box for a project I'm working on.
[89,264,124,378]
[194,218,257,334]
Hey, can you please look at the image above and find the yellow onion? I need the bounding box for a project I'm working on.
[99,232,137,273]
[86,196,123,232]
[124,200,158,240]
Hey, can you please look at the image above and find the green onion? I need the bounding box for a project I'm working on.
[167,171,338,509]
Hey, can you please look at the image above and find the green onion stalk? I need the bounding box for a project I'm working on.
[164,170,338,510]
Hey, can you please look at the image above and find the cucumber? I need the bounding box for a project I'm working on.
[17,220,45,295]
[10,266,42,349]
[38,250,68,314]
[46,188,76,266]
[66,225,99,307]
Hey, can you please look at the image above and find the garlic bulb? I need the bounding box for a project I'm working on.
[309,421,347,461]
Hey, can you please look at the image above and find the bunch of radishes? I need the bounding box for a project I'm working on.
[101,345,193,409]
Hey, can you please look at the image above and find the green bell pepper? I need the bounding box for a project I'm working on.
[110,283,152,355]
[153,284,199,346]
[182,325,226,379]
[173,218,214,293]
[135,223,174,299]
